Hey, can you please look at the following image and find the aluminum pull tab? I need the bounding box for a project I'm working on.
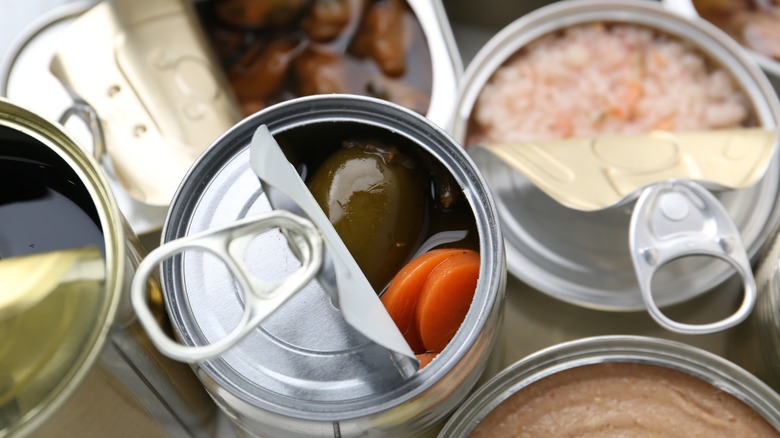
[629,180,757,334]
[131,210,323,363]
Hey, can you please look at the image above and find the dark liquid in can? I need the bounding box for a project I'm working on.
[0,125,105,260]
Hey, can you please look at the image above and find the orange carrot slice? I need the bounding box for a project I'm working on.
[415,250,480,353]
[416,352,437,370]
[381,248,473,353]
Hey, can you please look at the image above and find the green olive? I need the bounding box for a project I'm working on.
[308,139,426,292]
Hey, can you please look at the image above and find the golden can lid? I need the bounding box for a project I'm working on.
[49,0,241,206]
[0,98,123,436]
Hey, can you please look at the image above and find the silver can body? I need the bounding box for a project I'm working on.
[160,94,506,437]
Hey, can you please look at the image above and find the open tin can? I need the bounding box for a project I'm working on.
[439,335,780,436]
[0,0,462,238]
[450,0,780,324]
[131,94,505,437]
[0,99,215,437]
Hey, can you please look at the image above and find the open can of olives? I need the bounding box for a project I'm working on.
[131,94,506,437]
[450,0,780,319]
[439,335,780,436]
[0,98,216,437]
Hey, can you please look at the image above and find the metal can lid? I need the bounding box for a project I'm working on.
[0,99,124,436]
[0,1,169,236]
[160,95,504,423]
[452,0,780,310]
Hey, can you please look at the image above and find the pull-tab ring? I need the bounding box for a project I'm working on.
[58,99,107,161]
[629,180,757,335]
[131,210,323,363]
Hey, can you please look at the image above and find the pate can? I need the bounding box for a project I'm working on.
[439,335,780,436]
[450,0,780,311]
[0,99,215,437]
[152,94,506,437]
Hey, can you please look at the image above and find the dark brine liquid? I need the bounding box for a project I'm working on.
[0,126,105,260]
[0,125,108,433]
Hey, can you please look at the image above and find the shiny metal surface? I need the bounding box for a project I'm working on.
[0,0,463,239]
[0,0,169,236]
[0,99,216,437]
[248,126,417,369]
[451,0,780,311]
[728,225,780,393]
[3,0,778,436]
[629,180,756,334]
[161,94,505,437]
[440,335,780,436]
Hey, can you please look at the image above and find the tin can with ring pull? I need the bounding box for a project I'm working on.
[131,94,506,437]
[453,0,780,334]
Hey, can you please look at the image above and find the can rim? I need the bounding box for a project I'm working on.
[0,97,125,436]
[451,0,780,310]
[439,335,780,436]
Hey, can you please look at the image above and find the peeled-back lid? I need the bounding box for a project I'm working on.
[453,0,780,310]
[0,100,122,436]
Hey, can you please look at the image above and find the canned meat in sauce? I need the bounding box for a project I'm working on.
[154,94,506,437]
[439,336,780,437]
[192,0,462,130]
[450,0,780,312]
[0,99,215,437]
[662,0,780,94]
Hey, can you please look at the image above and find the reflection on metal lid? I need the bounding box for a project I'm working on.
[49,0,241,206]
[0,247,104,321]
[476,128,777,211]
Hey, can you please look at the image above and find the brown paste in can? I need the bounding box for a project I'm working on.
[470,362,780,437]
